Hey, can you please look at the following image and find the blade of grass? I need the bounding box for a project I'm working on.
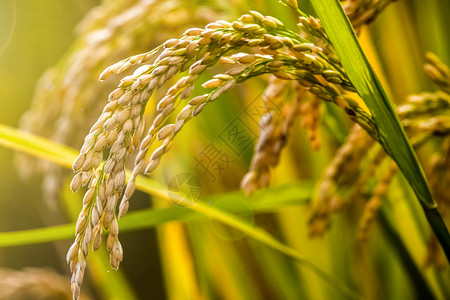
[0,124,77,168]
[309,0,450,261]
[0,124,361,299]
[202,230,262,300]
[131,188,362,299]
[62,188,138,300]
[185,225,216,300]
[0,183,312,247]
[0,223,74,247]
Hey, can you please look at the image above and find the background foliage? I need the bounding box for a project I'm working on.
[0,0,449,299]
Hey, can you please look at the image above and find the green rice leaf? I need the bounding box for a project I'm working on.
[309,0,450,260]
[0,124,360,299]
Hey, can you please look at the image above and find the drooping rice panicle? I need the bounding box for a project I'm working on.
[117,11,379,217]
[17,0,222,206]
[68,9,436,298]
[299,88,323,151]
[424,52,450,94]
[309,125,373,237]
[357,163,398,242]
[241,78,300,195]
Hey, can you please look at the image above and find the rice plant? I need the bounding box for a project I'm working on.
[0,0,449,299]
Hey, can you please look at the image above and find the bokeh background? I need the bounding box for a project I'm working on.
[0,0,449,299]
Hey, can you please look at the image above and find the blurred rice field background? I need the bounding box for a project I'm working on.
[0,0,449,299]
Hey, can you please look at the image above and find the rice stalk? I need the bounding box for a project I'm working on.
[310,53,450,266]
[66,8,386,298]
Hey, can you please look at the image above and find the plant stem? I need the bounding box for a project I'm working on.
[309,0,450,262]
[378,205,436,300]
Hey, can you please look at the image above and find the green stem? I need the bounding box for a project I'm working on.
[309,0,450,262]
[423,207,450,261]
[378,205,436,300]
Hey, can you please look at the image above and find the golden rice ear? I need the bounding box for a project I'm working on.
[16,0,223,212]
[357,163,398,242]
[308,125,374,237]
[66,4,410,297]
[299,92,322,151]
[241,79,300,195]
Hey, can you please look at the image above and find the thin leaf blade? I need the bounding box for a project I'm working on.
[0,124,359,299]
[309,0,450,259]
